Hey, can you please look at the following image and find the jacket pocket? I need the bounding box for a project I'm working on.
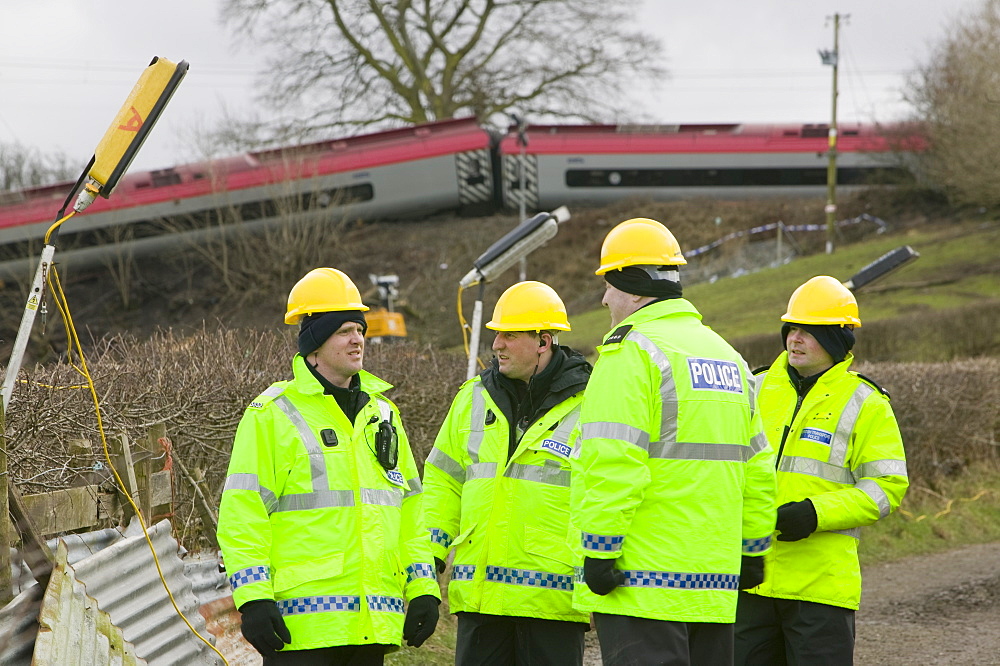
[523,524,576,569]
[273,552,345,595]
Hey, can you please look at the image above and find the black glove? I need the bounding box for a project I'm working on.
[738,555,765,590]
[434,556,447,575]
[239,599,291,656]
[776,499,818,541]
[403,595,440,647]
[583,557,625,596]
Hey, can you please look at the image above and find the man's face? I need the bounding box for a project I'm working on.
[491,330,543,382]
[785,326,835,377]
[602,281,636,327]
[312,321,365,387]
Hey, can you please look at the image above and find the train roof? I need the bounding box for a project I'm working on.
[498,122,915,154]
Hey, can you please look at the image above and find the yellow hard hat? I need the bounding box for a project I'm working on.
[486,281,571,332]
[285,268,369,325]
[782,276,862,327]
[596,217,687,275]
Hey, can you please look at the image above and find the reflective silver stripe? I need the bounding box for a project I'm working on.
[621,569,739,590]
[647,441,751,462]
[278,595,361,614]
[224,473,260,492]
[779,455,856,485]
[857,459,908,478]
[581,421,651,452]
[427,448,466,484]
[361,487,403,507]
[831,528,861,539]
[855,479,891,517]
[745,361,758,420]
[259,384,286,400]
[750,431,770,456]
[829,383,874,466]
[223,473,278,514]
[625,329,678,447]
[404,476,423,499]
[452,564,476,581]
[275,489,355,512]
[468,385,488,463]
[376,398,393,422]
[551,405,582,442]
[274,395,329,492]
[467,461,499,481]
[504,463,571,487]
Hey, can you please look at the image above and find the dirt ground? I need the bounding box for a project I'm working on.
[581,541,1000,665]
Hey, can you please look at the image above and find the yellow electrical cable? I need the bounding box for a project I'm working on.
[44,211,75,244]
[897,489,992,522]
[456,285,486,372]
[46,266,229,665]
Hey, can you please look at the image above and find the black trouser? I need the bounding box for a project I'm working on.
[455,611,588,665]
[263,644,389,666]
[734,591,855,665]
[593,612,733,666]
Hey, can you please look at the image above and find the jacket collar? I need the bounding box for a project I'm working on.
[290,354,392,396]
[605,298,703,343]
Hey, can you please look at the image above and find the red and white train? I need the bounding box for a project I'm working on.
[0,116,918,260]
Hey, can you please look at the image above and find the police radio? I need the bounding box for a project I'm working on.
[375,412,399,471]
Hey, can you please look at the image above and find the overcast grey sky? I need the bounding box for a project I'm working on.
[0,0,982,174]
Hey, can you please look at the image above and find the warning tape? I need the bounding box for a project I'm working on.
[684,214,888,258]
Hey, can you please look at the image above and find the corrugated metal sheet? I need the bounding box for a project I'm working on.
[184,552,261,665]
[0,585,42,666]
[70,519,224,666]
[3,520,257,665]
[34,540,147,665]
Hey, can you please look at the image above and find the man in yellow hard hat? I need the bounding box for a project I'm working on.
[423,281,593,665]
[571,218,777,665]
[735,275,908,665]
[217,267,440,665]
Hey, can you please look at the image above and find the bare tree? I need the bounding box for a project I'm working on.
[222,0,665,143]
[0,142,76,192]
[905,0,1000,207]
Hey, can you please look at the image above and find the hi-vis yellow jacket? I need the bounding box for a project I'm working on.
[217,356,439,651]
[572,299,776,623]
[423,364,590,623]
[746,352,908,610]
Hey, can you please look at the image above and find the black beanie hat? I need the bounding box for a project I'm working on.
[781,322,856,364]
[298,310,368,356]
[604,266,683,299]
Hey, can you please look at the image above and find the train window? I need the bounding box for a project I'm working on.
[565,167,904,188]
[151,170,182,187]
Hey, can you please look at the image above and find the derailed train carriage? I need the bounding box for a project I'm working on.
[0,116,917,263]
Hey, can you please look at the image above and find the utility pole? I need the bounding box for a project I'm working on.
[510,113,529,281]
[819,13,848,254]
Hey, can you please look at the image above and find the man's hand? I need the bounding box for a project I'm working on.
[776,499,818,541]
[583,557,625,595]
[403,595,440,647]
[239,599,291,656]
[738,555,765,589]
[434,556,447,575]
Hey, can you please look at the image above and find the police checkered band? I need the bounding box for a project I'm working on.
[582,532,625,552]
[743,535,772,554]
[277,595,361,615]
[228,566,269,590]
[485,565,574,591]
[430,527,453,548]
[407,562,437,583]
[366,595,405,614]
[622,570,739,590]
[452,565,476,581]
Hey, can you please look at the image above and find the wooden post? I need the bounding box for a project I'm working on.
[134,432,155,524]
[67,438,98,487]
[0,402,11,604]
[110,434,141,525]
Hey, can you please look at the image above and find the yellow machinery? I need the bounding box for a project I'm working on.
[366,274,407,340]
